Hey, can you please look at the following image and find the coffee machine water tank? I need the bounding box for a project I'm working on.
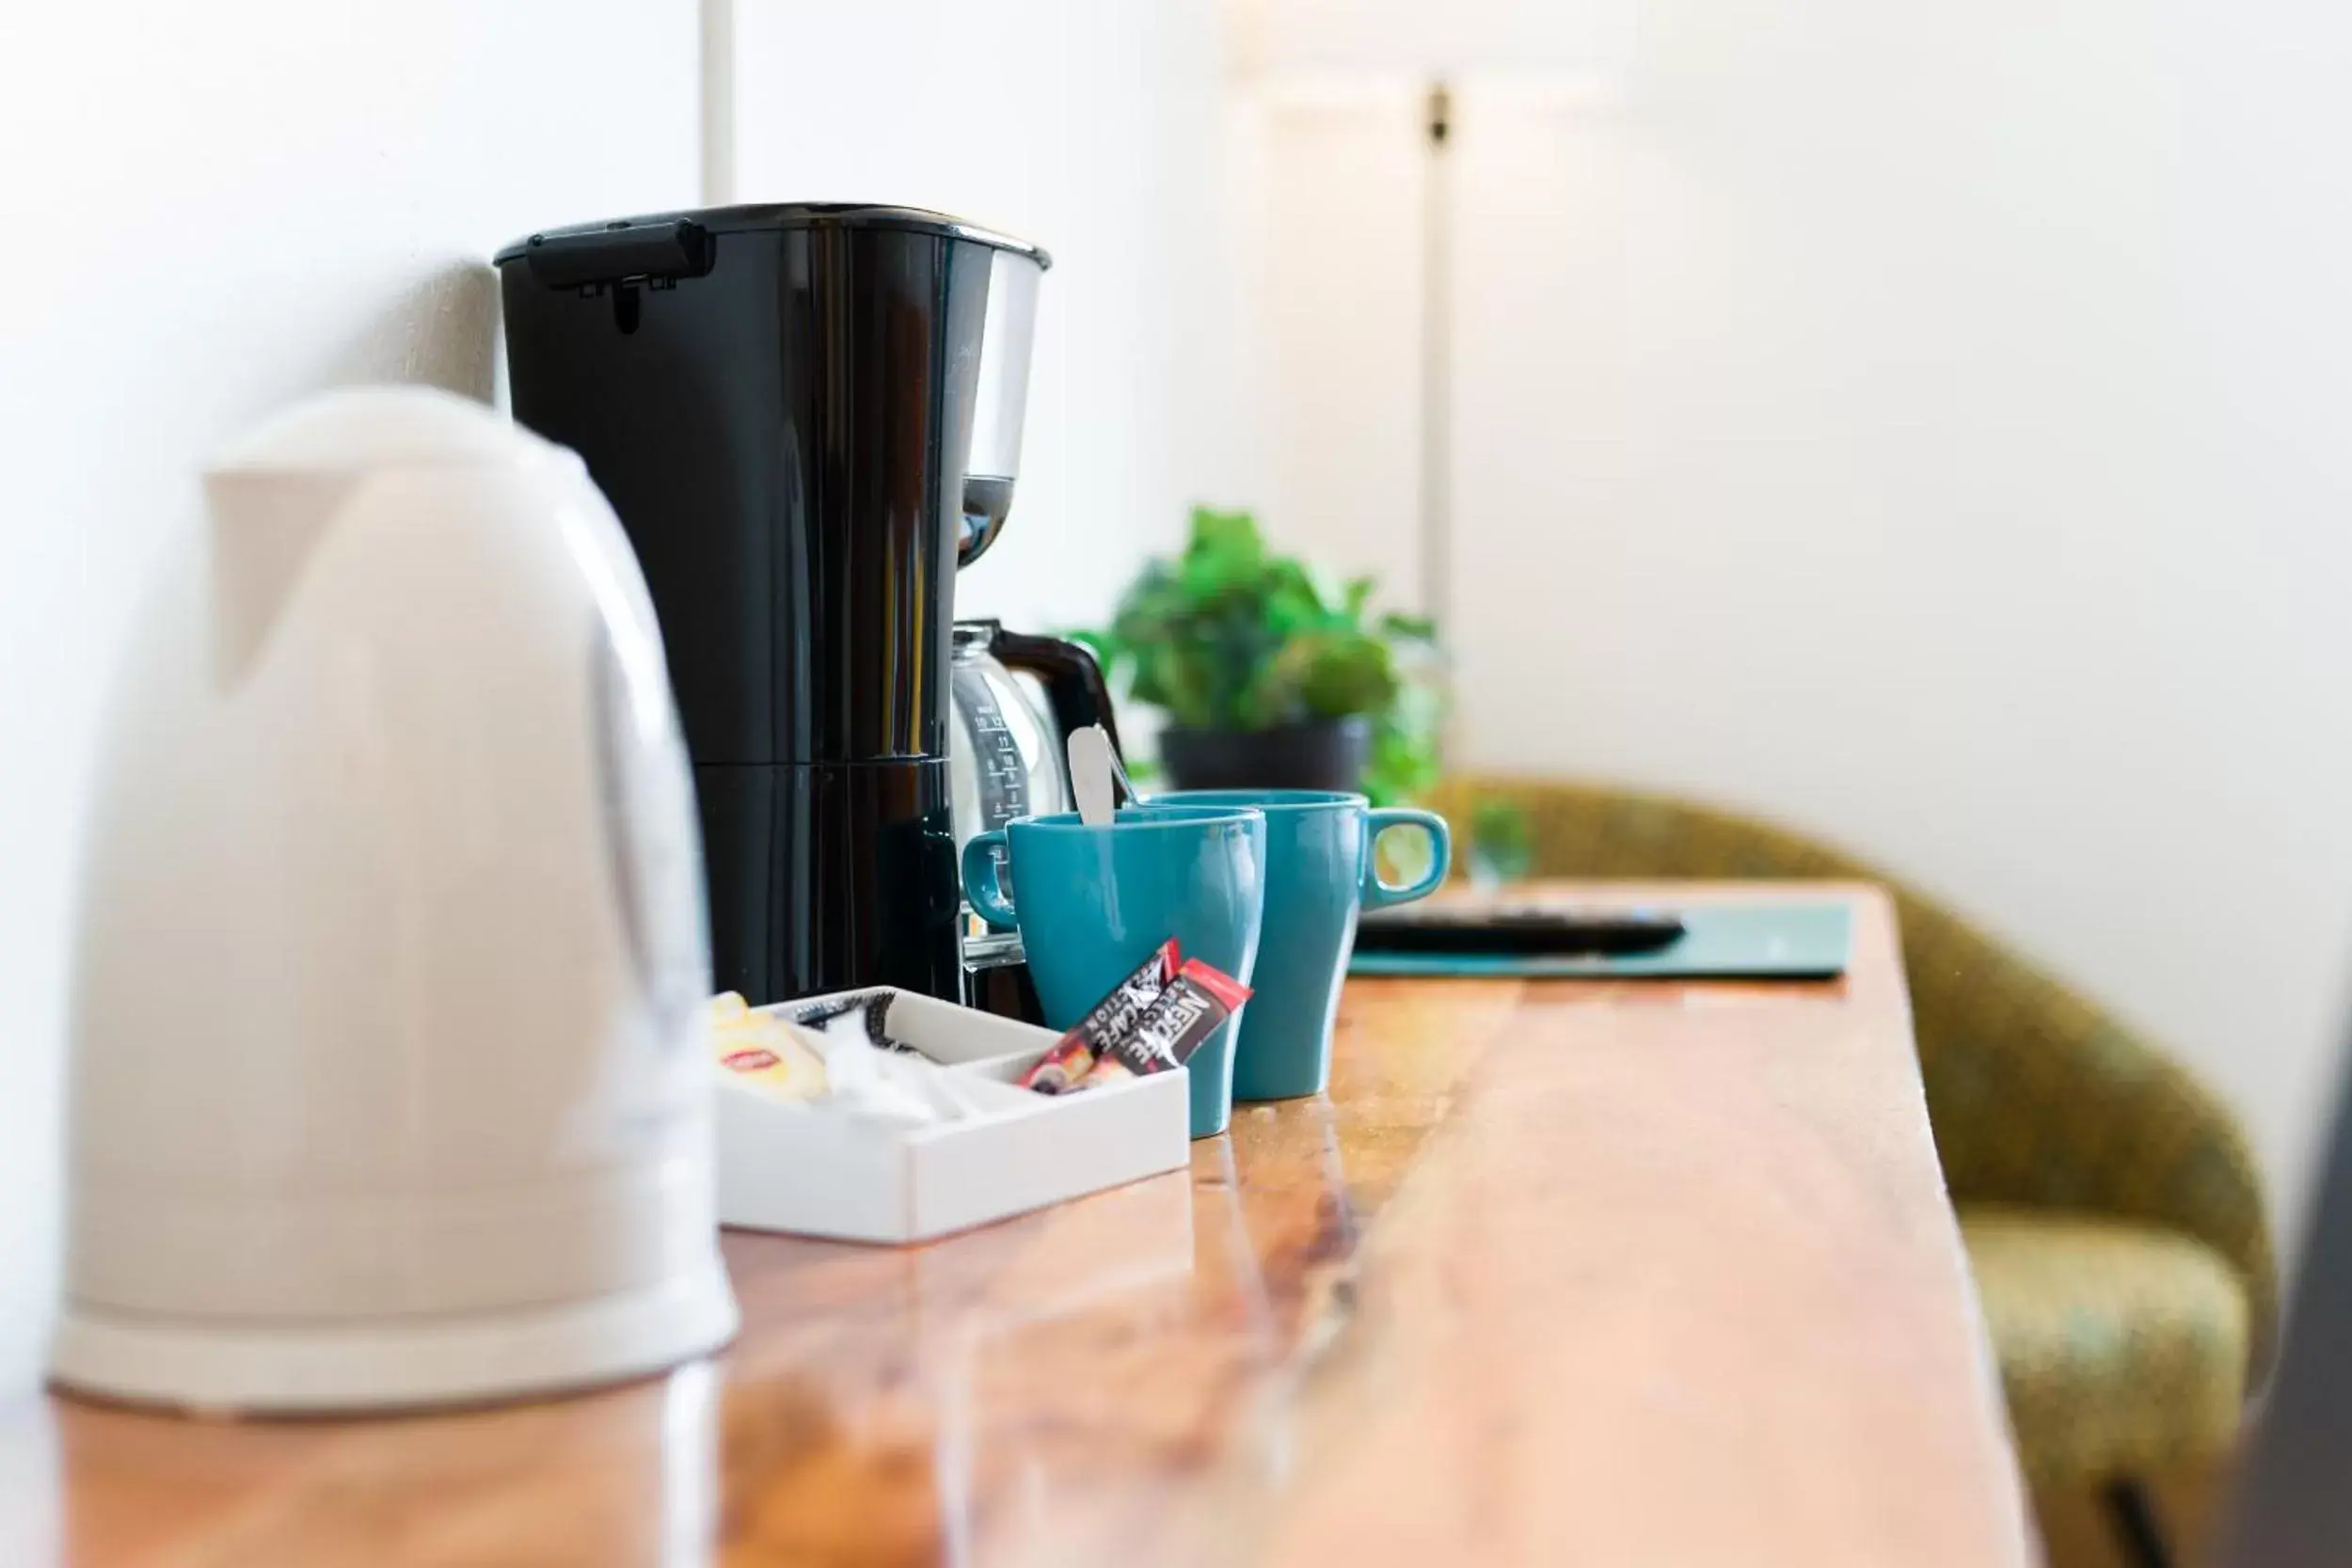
[51,388,738,1413]
[958,245,1043,567]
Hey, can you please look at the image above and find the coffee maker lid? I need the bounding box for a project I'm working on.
[494,203,1050,269]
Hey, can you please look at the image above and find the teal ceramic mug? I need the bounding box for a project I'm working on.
[1161,790,1450,1101]
[961,804,1267,1137]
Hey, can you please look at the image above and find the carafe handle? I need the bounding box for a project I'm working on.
[986,626,1125,760]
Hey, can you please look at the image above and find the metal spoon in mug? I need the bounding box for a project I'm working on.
[1101,729,1145,808]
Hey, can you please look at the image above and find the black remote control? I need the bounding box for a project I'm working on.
[1355,905,1687,958]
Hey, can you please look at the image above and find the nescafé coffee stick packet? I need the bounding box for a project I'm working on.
[1019,939,1182,1094]
[1080,958,1251,1089]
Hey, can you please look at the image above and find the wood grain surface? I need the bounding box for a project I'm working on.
[0,885,2033,1567]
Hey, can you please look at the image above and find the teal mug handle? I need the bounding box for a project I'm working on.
[1361,809,1453,911]
[961,831,1019,929]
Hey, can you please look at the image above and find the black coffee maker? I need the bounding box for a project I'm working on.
[497,204,1111,1007]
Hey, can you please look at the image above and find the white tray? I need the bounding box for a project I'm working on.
[714,988,1192,1244]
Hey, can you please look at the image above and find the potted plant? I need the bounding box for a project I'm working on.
[1468,799,1535,888]
[1077,506,1442,802]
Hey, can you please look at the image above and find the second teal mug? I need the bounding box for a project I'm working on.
[1162,790,1450,1101]
[961,804,1267,1137]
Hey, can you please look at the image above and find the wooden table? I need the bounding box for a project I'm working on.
[0,885,2034,1567]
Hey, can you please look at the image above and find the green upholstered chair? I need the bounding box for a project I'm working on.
[1431,775,2274,1568]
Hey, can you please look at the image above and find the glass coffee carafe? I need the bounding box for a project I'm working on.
[949,620,1127,857]
[948,619,1123,1019]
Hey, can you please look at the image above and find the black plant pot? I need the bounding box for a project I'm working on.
[1158,717,1373,794]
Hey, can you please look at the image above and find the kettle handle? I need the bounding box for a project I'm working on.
[987,627,1126,759]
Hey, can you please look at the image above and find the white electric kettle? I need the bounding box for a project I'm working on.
[50,387,738,1413]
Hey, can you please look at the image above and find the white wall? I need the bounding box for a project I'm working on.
[0,1,701,1393]
[729,0,1232,633]
[0,0,1230,1396]
[1244,87,1430,609]
[1252,0,2352,1227]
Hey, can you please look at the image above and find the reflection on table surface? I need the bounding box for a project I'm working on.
[21,893,2028,1568]
[20,977,1522,1568]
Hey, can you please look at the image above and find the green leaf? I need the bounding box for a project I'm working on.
[1470,800,1535,879]
[1063,627,1122,681]
[1295,633,1397,719]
